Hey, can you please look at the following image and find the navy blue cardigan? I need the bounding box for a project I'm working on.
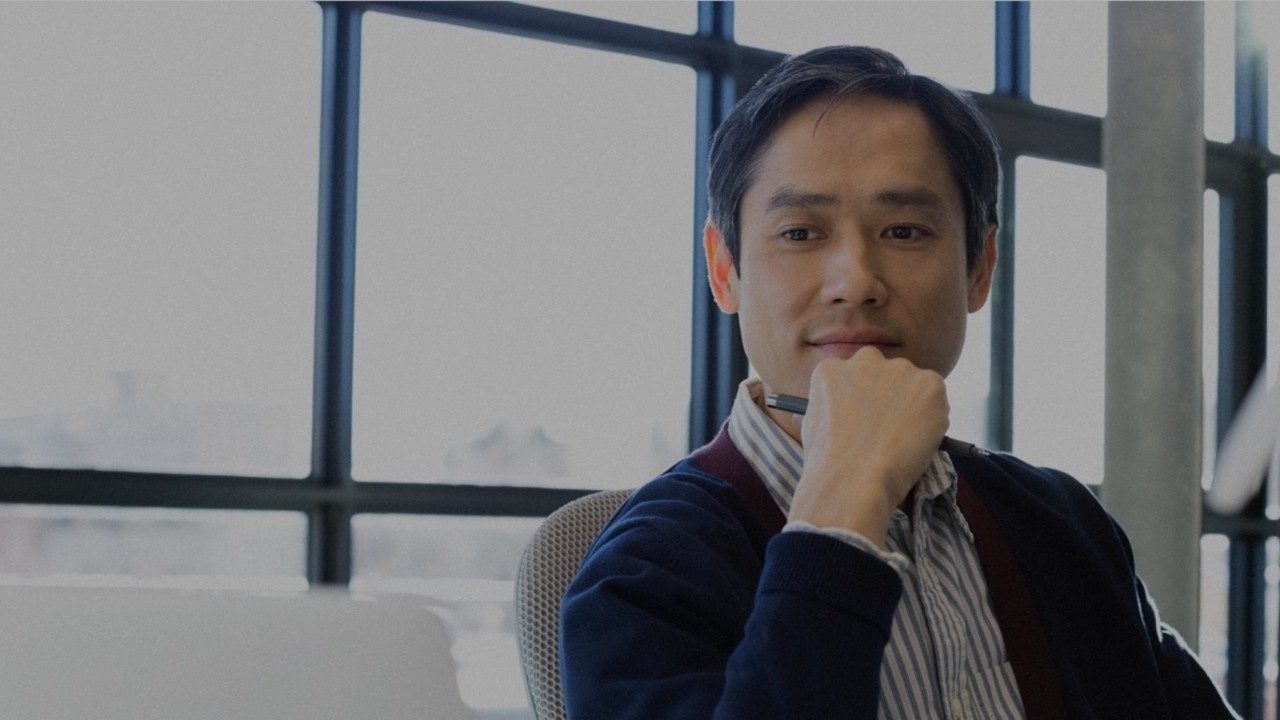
[560,424,1239,719]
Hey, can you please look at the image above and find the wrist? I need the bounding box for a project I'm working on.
[790,467,895,548]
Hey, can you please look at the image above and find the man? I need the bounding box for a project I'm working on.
[560,46,1237,719]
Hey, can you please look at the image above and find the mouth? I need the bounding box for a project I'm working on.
[805,327,901,359]
[807,341,900,358]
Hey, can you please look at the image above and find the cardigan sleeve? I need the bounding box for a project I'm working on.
[1108,516,1241,719]
[1137,579,1240,720]
[560,488,904,719]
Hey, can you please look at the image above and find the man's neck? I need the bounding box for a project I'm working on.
[898,486,915,516]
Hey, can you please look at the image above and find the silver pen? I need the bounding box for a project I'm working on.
[764,392,982,458]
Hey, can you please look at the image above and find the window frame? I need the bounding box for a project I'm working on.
[0,1,1275,713]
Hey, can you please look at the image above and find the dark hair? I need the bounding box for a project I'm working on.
[707,46,1000,272]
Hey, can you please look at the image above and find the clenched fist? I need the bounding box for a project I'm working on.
[785,346,950,548]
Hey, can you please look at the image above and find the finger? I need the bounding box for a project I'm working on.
[787,412,804,442]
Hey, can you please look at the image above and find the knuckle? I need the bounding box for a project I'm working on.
[858,345,885,362]
[885,358,913,381]
[922,369,945,390]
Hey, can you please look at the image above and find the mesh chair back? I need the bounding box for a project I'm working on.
[515,489,634,720]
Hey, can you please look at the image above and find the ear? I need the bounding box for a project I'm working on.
[703,222,740,314]
[967,225,998,312]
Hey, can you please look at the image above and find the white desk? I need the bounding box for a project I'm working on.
[0,584,475,720]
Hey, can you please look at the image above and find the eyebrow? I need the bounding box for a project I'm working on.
[764,186,947,214]
[873,187,947,213]
[765,188,840,212]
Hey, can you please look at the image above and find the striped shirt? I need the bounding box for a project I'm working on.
[728,377,1026,719]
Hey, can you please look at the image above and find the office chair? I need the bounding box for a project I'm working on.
[515,489,634,720]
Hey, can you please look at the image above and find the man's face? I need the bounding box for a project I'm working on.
[705,94,996,431]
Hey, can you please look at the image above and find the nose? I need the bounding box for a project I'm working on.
[820,235,888,308]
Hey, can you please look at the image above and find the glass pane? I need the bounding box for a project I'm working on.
[0,3,318,478]
[1013,158,1106,485]
[354,15,694,488]
[1199,533,1230,694]
[352,514,540,717]
[532,1,695,33]
[950,300,990,449]
[0,505,306,590]
[1204,1,1235,143]
[735,1,994,92]
[1203,191,1220,491]
[1030,1,1107,116]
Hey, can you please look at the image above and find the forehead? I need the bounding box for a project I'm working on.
[744,94,962,216]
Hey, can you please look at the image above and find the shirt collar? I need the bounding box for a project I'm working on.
[727,377,974,543]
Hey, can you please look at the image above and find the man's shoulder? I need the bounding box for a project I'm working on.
[953,450,1144,595]
[586,456,772,563]
[955,449,1108,519]
[614,462,736,524]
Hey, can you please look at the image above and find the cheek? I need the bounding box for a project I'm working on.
[736,265,808,359]
[925,281,972,330]
[918,276,973,359]
[750,257,813,315]
[896,267,969,333]
[745,281,807,347]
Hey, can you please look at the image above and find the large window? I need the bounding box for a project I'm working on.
[0,2,319,479]
[353,14,694,489]
[2,3,1278,717]
[1011,159,1106,485]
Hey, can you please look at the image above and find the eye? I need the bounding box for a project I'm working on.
[885,225,925,242]
[781,227,819,243]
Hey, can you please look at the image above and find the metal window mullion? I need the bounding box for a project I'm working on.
[1219,182,1268,717]
[1228,531,1267,718]
[1219,182,1268,718]
[995,1,1030,99]
[362,0,732,69]
[988,155,1017,452]
[0,467,648,518]
[1223,5,1270,711]
[352,482,591,516]
[689,1,745,450]
[989,1,1029,452]
[309,2,362,586]
[1205,510,1280,539]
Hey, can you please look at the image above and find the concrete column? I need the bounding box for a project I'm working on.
[1101,2,1205,644]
